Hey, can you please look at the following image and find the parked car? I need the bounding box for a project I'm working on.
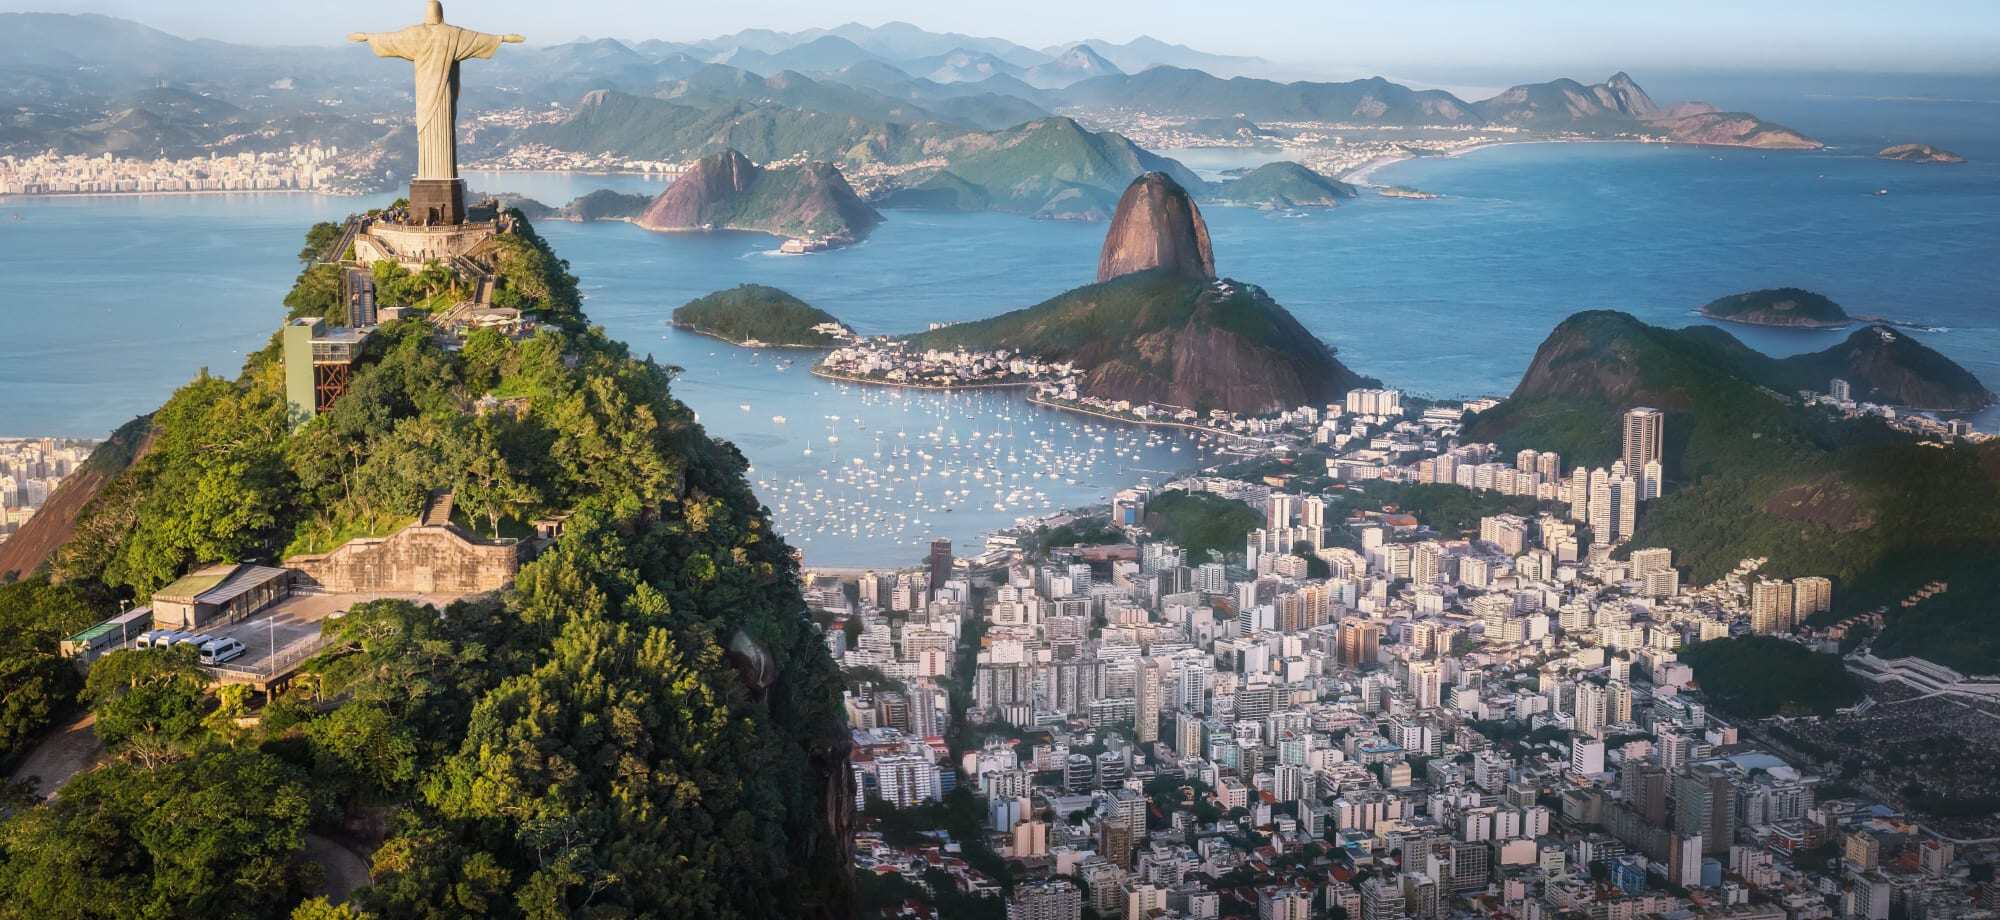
[198,636,247,666]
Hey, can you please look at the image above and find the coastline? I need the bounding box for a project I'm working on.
[1,188,327,202]
[1024,395,1279,447]
[1340,137,1672,186]
[671,322,839,350]
[809,367,1038,391]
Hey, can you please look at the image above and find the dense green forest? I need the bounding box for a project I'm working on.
[1143,491,1263,563]
[0,216,850,918]
[1679,637,1862,718]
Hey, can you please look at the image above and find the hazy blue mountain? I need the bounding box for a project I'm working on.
[907,48,1026,84]
[1058,67,1478,123]
[815,21,1053,68]
[719,35,888,75]
[1471,71,1662,129]
[1024,45,1123,89]
[1053,35,1273,78]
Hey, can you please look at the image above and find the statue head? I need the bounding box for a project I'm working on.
[425,0,444,24]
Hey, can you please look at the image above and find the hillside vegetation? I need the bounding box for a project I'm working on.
[908,270,1370,414]
[1464,311,2000,671]
[0,215,851,917]
[1144,491,1262,563]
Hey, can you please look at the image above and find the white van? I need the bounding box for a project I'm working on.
[137,630,188,649]
[199,636,247,665]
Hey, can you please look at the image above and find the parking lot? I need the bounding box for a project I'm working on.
[133,591,459,688]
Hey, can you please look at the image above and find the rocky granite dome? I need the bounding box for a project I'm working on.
[637,148,882,243]
[1097,172,1216,283]
[1878,143,1966,164]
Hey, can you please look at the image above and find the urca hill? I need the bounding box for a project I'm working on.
[909,172,1373,415]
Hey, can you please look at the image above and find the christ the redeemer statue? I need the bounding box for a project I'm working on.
[350,1,521,223]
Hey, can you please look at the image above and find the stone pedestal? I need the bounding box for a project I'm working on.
[409,177,466,226]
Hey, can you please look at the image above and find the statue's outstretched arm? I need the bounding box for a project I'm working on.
[348,30,419,59]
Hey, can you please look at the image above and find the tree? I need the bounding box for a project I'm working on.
[305,702,419,796]
[0,750,321,919]
[456,419,541,538]
[83,646,208,767]
[0,578,100,759]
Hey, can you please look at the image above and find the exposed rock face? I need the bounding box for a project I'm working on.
[637,148,881,243]
[1097,172,1215,283]
[1,416,152,581]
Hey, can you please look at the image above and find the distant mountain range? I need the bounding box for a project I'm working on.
[0,14,1819,206]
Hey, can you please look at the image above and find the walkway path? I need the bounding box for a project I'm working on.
[8,713,104,800]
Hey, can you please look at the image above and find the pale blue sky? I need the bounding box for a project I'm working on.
[11,0,1999,78]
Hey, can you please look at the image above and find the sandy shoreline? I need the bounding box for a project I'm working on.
[1339,137,1659,187]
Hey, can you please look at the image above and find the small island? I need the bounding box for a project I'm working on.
[1699,287,1851,328]
[560,189,652,222]
[1215,161,1357,208]
[1877,143,1966,164]
[1378,186,1441,200]
[671,284,853,347]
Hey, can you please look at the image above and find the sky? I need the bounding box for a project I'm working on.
[8,0,1999,80]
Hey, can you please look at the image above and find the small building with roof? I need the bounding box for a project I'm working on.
[149,562,292,630]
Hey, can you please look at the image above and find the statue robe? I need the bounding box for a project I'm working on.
[357,24,504,180]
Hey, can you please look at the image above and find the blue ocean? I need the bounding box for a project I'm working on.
[3,75,1996,563]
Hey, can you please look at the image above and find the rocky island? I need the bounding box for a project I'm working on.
[637,148,882,247]
[1700,287,1851,328]
[1215,160,1357,208]
[672,284,853,347]
[906,173,1373,415]
[1877,143,1966,164]
[1378,186,1441,200]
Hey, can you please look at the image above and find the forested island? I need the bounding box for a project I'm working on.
[1700,287,1851,328]
[1215,161,1357,208]
[672,284,852,346]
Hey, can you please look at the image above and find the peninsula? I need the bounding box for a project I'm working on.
[672,284,853,347]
